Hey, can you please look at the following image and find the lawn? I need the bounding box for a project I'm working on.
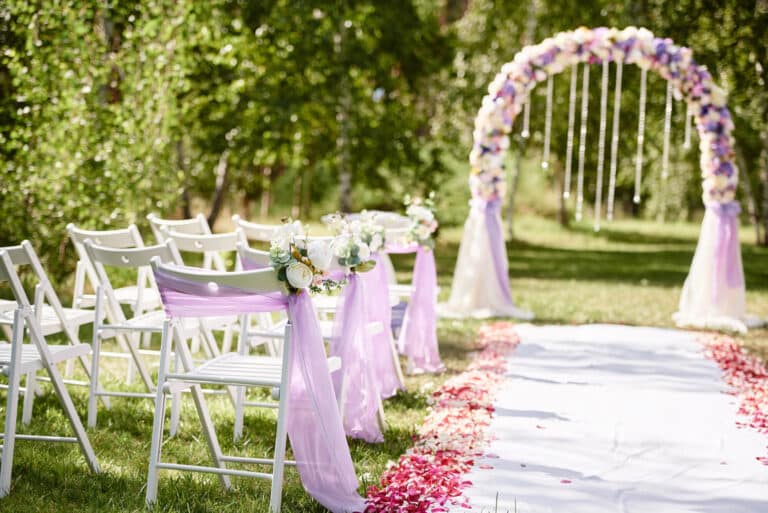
[3,214,767,512]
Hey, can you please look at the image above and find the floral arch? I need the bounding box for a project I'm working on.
[442,27,748,332]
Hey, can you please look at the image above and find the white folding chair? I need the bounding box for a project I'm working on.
[67,223,160,313]
[0,241,98,425]
[231,215,275,246]
[83,239,225,430]
[147,213,226,271]
[145,260,341,512]
[0,244,99,497]
[159,228,244,354]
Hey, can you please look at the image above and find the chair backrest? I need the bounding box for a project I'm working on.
[0,241,76,335]
[147,213,211,243]
[160,228,241,271]
[236,243,271,270]
[151,258,286,297]
[67,223,149,309]
[232,215,277,243]
[83,240,182,318]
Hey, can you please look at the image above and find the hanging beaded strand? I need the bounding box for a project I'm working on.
[575,63,590,221]
[593,60,610,231]
[683,102,692,150]
[633,67,648,204]
[606,59,623,221]
[563,64,578,199]
[659,80,673,221]
[541,74,554,170]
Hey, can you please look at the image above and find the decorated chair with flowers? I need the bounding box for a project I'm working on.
[145,253,364,513]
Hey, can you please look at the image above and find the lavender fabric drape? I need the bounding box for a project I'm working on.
[476,198,514,304]
[330,273,384,443]
[359,254,404,398]
[154,266,365,513]
[388,245,444,374]
[709,201,745,301]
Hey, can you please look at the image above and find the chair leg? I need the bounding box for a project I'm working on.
[169,350,182,437]
[0,312,24,497]
[145,388,167,506]
[389,333,406,388]
[269,325,292,513]
[88,331,102,428]
[21,371,37,425]
[146,320,172,506]
[233,385,245,442]
[27,317,99,473]
[174,329,231,489]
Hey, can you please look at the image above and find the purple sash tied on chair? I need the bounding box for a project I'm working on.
[708,201,744,302]
[330,272,384,443]
[359,253,405,398]
[387,243,443,373]
[154,266,365,513]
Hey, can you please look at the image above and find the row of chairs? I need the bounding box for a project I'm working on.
[0,212,409,511]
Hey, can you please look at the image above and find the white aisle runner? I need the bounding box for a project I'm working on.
[457,324,768,513]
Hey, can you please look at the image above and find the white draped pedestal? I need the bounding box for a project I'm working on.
[674,202,756,333]
[440,201,533,320]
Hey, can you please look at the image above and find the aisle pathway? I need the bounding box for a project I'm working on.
[458,324,768,513]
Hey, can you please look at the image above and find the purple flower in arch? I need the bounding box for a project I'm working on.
[718,161,735,177]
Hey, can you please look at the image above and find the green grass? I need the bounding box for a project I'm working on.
[2,214,767,512]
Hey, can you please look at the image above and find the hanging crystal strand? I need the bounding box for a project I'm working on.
[606,60,623,221]
[563,64,578,199]
[521,93,531,139]
[593,60,610,231]
[541,74,554,170]
[683,102,692,150]
[575,63,590,221]
[633,67,648,204]
[659,80,673,221]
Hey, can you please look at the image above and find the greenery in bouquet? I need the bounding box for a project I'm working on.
[268,219,343,295]
[404,192,439,249]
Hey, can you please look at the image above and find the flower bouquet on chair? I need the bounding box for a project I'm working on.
[267,219,343,294]
[404,191,439,250]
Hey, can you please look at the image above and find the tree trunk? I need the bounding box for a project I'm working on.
[301,161,315,219]
[177,140,192,219]
[292,169,303,219]
[760,142,768,246]
[207,150,229,228]
[260,166,272,219]
[735,145,761,244]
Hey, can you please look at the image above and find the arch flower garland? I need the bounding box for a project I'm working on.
[470,26,737,205]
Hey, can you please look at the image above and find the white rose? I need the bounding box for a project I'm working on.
[357,241,371,261]
[307,240,333,271]
[416,225,431,240]
[286,262,314,289]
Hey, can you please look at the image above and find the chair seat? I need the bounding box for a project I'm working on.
[312,294,339,313]
[114,286,161,309]
[107,310,236,337]
[0,343,91,374]
[0,306,95,336]
[166,353,341,388]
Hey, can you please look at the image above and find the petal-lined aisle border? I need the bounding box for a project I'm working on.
[702,333,768,465]
[365,322,520,512]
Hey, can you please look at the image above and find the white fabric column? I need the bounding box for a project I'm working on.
[674,208,747,333]
[440,204,533,320]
